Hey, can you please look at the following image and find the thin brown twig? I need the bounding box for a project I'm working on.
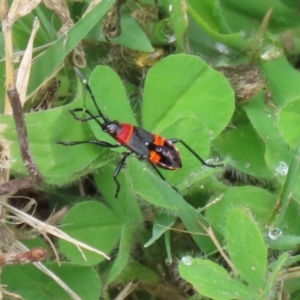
[7,86,42,180]
[0,177,37,196]
[0,87,43,196]
[197,219,237,273]
[114,280,139,300]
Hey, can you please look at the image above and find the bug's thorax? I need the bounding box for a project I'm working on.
[103,121,135,146]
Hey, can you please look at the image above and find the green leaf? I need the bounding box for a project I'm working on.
[179,257,258,300]
[188,0,223,33]
[143,54,234,136]
[144,213,176,247]
[207,185,300,238]
[273,142,300,227]
[93,165,143,282]
[20,237,46,249]
[215,124,273,179]
[243,57,300,180]
[187,1,250,50]
[164,0,188,51]
[278,98,300,148]
[127,158,217,254]
[94,158,219,254]
[262,253,289,298]
[220,0,300,32]
[267,235,300,251]
[93,165,143,223]
[261,57,300,107]
[2,262,101,300]
[88,12,154,52]
[243,95,290,180]
[59,201,122,265]
[108,225,134,283]
[226,208,267,290]
[118,261,159,283]
[206,186,276,236]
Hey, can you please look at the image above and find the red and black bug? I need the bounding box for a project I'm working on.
[57,68,223,198]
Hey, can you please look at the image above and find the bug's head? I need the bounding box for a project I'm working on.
[103,120,121,136]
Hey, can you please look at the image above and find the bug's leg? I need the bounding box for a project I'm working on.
[113,152,133,198]
[74,68,110,123]
[148,161,178,192]
[57,140,121,148]
[168,138,223,168]
[69,108,104,128]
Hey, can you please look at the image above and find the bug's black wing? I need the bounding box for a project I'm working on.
[126,126,154,157]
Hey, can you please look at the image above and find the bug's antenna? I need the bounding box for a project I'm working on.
[74,67,110,123]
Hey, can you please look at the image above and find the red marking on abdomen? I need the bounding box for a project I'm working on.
[149,150,161,164]
[152,134,165,146]
[115,123,134,145]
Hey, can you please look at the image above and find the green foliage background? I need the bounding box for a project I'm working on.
[1,0,300,299]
